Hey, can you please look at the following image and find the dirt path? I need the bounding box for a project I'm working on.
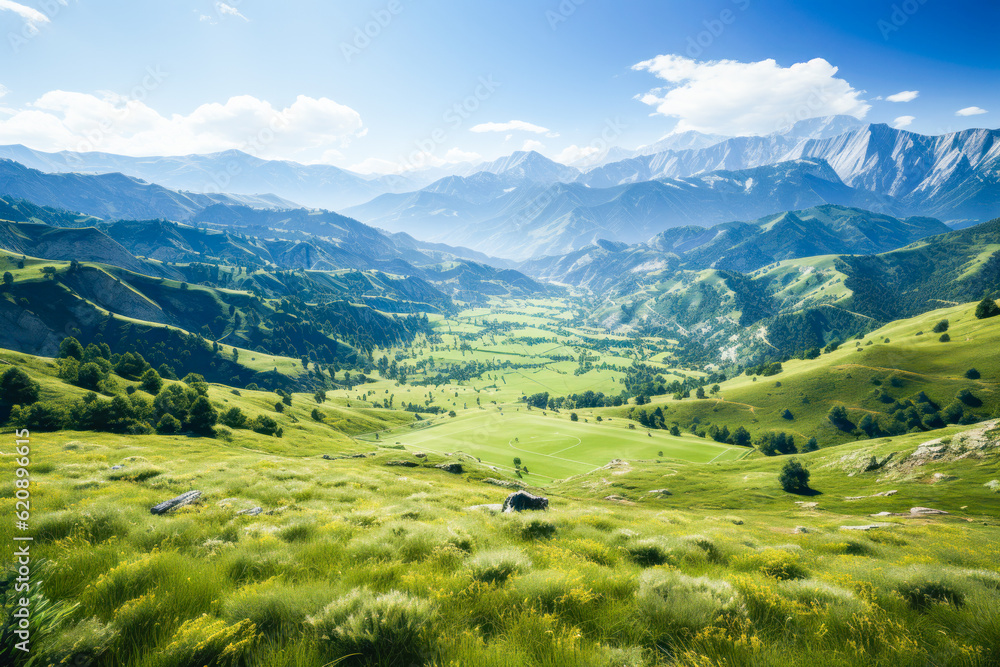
[715,397,757,414]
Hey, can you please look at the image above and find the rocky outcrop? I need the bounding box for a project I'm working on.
[502,491,548,513]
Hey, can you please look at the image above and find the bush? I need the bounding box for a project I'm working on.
[187,396,218,434]
[467,548,531,583]
[139,368,162,394]
[897,579,965,610]
[152,616,257,667]
[779,459,810,493]
[10,402,66,431]
[939,333,951,342]
[306,588,435,664]
[932,320,949,333]
[0,367,40,405]
[311,408,324,422]
[76,363,106,391]
[975,298,1000,319]
[251,415,280,437]
[965,368,980,379]
[219,407,248,429]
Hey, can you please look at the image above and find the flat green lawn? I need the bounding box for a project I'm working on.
[386,411,746,482]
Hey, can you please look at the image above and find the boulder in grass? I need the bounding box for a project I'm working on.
[502,490,548,513]
[386,460,419,468]
[435,463,464,474]
[150,490,202,515]
[236,507,263,516]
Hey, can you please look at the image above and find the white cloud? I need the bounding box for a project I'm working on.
[886,90,919,103]
[892,115,915,129]
[632,55,870,136]
[470,120,551,134]
[0,0,50,26]
[956,106,987,116]
[553,144,601,165]
[0,91,365,161]
[216,2,248,21]
[0,84,8,99]
[521,139,545,152]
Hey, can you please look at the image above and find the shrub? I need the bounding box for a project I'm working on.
[939,333,951,342]
[0,367,40,405]
[155,413,181,434]
[975,298,1000,319]
[965,368,980,379]
[219,407,248,429]
[779,459,810,493]
[152,616,258,667]
[251,415,280,436]
[306,588,435,664]
[187,396,218,434]
[467,548,531,583]
[732,549,808,580]
[637,570,737,632]
[311,408,324,422]
[10,402,66,431]
[76,363,106,390]
[138,368,162,394]
[897,579,965,610]
[624,538,670,566]
[932,320,949,333]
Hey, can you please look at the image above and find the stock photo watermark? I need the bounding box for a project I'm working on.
[7,0,74,54]
[877,0,930,40]
[10,429,33,656]
[63,65,169,158]
[341,0,404,63]
[685,0,751,58]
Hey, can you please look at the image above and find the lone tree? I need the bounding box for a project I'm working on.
[975,298,1000,319]
[2,271,12,289]
[779,459,811,493]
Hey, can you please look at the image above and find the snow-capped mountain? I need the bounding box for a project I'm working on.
[345,158,904,260]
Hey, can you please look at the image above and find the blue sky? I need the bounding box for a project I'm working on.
[0,0,996,172]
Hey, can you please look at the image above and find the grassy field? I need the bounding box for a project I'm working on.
[371,411,748,482]
[1,416,997,666]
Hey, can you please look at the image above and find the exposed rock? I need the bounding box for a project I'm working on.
[385,460,419,468]
[502,491,549,513]
[873,490,898,497]
[468,503,504,513]
[236,507,263,516]
[932,473,957,482]
[414,453,427,458]
[435,462,464,474]
[794,501,818,509]
[110,465,124,470]
[793,526,809,534]
[150,490,202,515]
[986,480,999,493]
[909,507,949,515]
[483,478,526,489]
[841,523,896,531]
[603,494,635,505]
[647,489,672,496]
[870,507,950,518]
